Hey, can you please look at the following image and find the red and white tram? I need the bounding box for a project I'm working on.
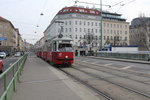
[36,36,74,66]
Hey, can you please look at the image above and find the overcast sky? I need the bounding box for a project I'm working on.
[0,0,150,44]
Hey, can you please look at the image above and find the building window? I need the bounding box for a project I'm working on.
[107,23,109,27]
[104,29,106,33]
[79,9,85,12]
[90,10,95,14]
[91,29,94,33]
[65,28,67,33]
[69,21,71,25]
[114,30,116,34]
[80,28,82,32]
[95,29,97,33]
[111,36,113,40]
[70,35,72,38]
[79,21,82,25]
[95,22,97,26]
[69,28,71,32]
[88,29,90,33]
[107,30,109,34]
[120,31,122,34]
[80,35,82,39]
[107,36,109,40]
[111,24,112,28]
[99,23,101,26]
[111,30,113,34]
[84,21,86,25]
[117,30,119,34]
[120,25,122,28]
[125,37,127,41]
[75,35,78,39]
[65,21,67,25]
[114,24,116,28]
[75,21,77,25]
[91,22,93,26]
[84,28,86,32]
[117,24,119,28]
[75,28,77,32]
[95,36,98,40]
[103,23,106,27]
[104,36,106,40]
[88,22,90,26]
[84,35,86,39]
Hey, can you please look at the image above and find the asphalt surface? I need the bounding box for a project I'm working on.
[76,56,150,74]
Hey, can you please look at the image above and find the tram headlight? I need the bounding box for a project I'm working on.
[65,56,68,59]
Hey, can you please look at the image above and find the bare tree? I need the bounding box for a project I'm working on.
[138,17,150,51]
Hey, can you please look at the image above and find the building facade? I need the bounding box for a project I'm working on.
[44,6,129,55]
[130,17,150,51]
[0,16,24,55]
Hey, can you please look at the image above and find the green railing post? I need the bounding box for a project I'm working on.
[4,74,7,100]
[12,66,16,92]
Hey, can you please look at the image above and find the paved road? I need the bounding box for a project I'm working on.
[2,56,20,71]
[75,56,150,74]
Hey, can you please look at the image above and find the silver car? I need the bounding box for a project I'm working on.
[14,52,21,57]
[0,52,6,59]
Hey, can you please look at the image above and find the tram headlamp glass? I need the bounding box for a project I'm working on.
[65,56,68,58]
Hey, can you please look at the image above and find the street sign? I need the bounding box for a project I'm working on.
[0,38,7,41]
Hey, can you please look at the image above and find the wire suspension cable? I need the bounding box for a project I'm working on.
[75,0,111,7]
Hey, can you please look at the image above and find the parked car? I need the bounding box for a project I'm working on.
[0,52,6,59]
[14,52,21,57]
[0,59,3,74]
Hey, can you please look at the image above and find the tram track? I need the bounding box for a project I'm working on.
[72,66,150,97]
[57,65,150,100]
[75,61,150,86]
[58,67,113,100]
[75,57,150,78]
[75,61,150,85]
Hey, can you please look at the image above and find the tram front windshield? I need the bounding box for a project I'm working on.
[58,44,73,52]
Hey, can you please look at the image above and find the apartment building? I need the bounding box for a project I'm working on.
[44,6,129,55]
[0,16,23,55]
[130,17,150,51]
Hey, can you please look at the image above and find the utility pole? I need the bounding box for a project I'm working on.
[100,0,103,50]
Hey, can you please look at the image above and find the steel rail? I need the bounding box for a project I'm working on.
[72,66,150,99]
[75,59,150,78]
[57,67,113,100]
[74,62,150,86]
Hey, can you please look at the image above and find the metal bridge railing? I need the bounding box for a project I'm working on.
[96,52,150,61]
[0,54,28,100]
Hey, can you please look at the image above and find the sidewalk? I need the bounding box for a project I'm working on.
[12,55,98,100]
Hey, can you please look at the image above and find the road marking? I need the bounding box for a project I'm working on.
[91,61,100,64]
[104,63,112,66]
[121,66,132,70]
